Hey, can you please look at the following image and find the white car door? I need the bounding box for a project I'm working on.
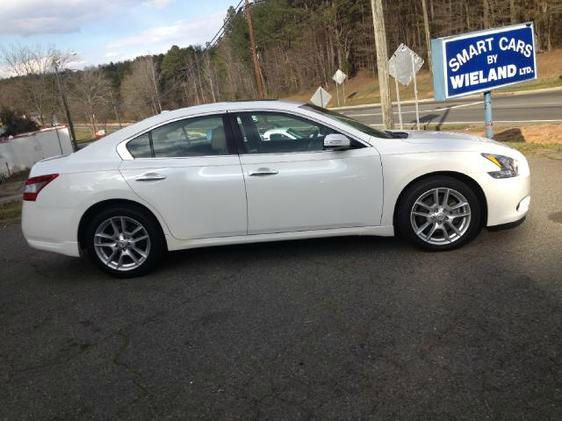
[231,111,383,235]
[119,114,247,240]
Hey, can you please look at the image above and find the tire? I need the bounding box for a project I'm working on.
[396,176,482,251]
[85,204,166,277]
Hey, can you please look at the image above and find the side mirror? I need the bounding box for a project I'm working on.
[324,133,351,150]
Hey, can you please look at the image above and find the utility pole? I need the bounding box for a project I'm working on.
[421,0,432,75]
[509,0,517,23]
[110,91,122,128]
[370,0,394,129]
[148,57,162,113]
[245,0,266,99]
[53,58,77,151]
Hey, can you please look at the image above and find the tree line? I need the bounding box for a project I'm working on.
[1,0,560,136]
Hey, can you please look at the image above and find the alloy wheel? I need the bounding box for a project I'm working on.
[410,187,472,246]
[93,216,151,271]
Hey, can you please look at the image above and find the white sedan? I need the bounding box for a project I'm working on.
[22,101,530,277]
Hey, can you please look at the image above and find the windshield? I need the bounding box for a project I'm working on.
[300,104,392,139]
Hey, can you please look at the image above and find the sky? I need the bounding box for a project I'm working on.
[0,0,236,72]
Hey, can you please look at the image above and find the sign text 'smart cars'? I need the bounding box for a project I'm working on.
[431,23,537,100]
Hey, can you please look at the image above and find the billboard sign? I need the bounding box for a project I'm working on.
[432,23,537,101]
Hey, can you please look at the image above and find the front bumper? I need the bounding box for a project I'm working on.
[481,172,531,227]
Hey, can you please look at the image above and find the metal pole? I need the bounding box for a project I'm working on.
[54,62,77,151]
[411,52,420,130]
[394,77,403,130]
[484,91,494,138]
[336,83,340,106]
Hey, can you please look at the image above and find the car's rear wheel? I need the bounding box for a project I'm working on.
[397,176,482,251]
[85,205,165,277]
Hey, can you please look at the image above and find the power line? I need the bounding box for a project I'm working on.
[208,0,245,48]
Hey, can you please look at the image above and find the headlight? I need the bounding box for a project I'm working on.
[481,153,519,178]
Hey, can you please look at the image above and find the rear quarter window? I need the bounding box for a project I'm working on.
[127,133,151,158]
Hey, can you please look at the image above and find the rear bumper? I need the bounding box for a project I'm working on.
[22,202,80,257]
[25,238,80,257]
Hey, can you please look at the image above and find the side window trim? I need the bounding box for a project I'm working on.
[148,131,155,158]
[222,114,242,155]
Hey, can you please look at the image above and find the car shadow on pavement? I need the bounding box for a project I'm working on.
[162,235,408,273]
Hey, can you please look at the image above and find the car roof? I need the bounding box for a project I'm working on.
[163,99,304,115]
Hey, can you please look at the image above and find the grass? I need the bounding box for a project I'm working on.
[505,142,562,157]
[74,126,123,144]
[74,127,95,144]
[0,170,29,183]
[439,122,562,158]
[0,201,22,224]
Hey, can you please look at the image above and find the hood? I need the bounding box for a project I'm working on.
[401,130,490,144]
[373,129,515,156]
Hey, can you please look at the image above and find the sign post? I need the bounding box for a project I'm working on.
[394,76,403,129]
[484,91,493,138]
[411,52,421,130]
[431,23,537,138]
[332,69,348,106]
[389,43,424,130]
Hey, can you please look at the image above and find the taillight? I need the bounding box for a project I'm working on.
[23,174,59,201]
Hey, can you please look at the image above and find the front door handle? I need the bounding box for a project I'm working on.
[248,168,279,177]
[135,172,167,182]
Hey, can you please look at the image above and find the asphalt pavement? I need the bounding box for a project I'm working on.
[338,89,562,128]
[1,156,561,420]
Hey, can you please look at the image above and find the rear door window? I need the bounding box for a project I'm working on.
[127,115,230,158]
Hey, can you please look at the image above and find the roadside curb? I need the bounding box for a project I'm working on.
[329,86,562,111]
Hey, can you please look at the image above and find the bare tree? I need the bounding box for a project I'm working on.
[69,70,112,135]
[0,44,58,125]
[121,57,162,119]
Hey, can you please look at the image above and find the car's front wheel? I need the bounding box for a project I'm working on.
[85,205,165,277]
[397,176,482,251]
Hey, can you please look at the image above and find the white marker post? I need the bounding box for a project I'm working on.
[394,77,403,129]
[335,83,340,106]
[411,50,420,130]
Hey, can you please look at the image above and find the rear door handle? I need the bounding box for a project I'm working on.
[135,172,167,182]
[248,168,279,177]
